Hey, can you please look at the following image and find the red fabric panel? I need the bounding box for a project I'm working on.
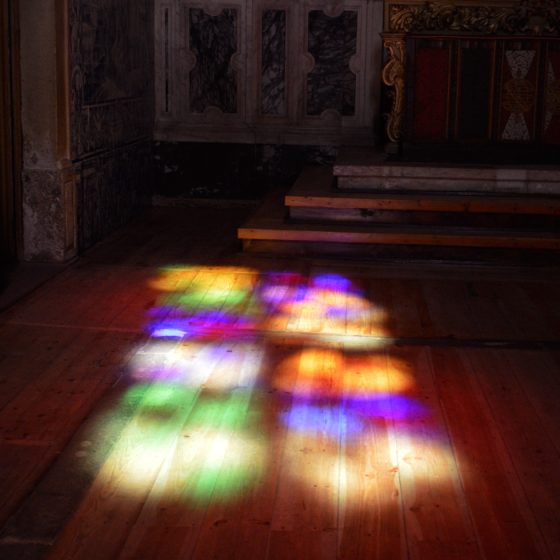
[412,46,450,142]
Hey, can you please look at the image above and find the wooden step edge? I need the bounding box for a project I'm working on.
[285,193,560,215]
[238,225,560,250]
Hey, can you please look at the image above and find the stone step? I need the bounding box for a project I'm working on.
[289,167,560,215]
[333,147,560,195]
[238,156,560,264]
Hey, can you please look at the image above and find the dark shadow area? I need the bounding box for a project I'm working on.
[154,142,337,200]
[395,143,560,166]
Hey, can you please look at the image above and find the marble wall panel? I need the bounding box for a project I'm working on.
[306,10,358,117]
[189,8,238,113]
[261,9,286,116]
[154,0,382,144]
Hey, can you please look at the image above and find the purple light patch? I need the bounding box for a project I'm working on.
[147,305,176,318]
[151,328,188,339]
[187,310,256,333]
[147,318,195,339]
[281,403,365,439]
[259,272,311,308]
[324,305,347,319]
[311,273,360,295]
[147,310,258,341]
[260,283,308,307]
[263,272,306,285]
[346,394,429,422]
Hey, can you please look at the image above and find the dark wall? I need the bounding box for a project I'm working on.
[154,143,337,200]
[70,0,154,251]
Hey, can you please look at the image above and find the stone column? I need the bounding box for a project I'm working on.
[19,0,77,262]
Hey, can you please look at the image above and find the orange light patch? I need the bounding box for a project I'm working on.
[274,348,414,398]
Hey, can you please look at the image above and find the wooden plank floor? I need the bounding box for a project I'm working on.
[0,206,559,560]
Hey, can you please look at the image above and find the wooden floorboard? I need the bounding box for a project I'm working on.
[0,206,559,559]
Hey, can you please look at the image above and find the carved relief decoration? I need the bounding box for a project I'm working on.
[388,0,560,35]
[381,37,406,143]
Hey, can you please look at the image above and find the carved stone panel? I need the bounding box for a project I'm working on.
[155,0,383,144]
[306,10,358,117]
[189,8,238,113]
[261,9,287,116]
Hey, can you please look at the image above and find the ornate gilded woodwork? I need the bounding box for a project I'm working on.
[381,0,560,146]
[381,35,406,144]
[387,0,560,35]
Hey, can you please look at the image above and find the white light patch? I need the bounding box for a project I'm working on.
[128,341,264,389]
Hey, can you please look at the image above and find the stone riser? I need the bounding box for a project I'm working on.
[334,147,560,195]
[242,238,560,267]
[336,175,560,195]
[288,206,560,231]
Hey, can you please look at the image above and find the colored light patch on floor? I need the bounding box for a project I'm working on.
[264,291,389,337]
[281,403,365,440]
[259,283,308,308]
[345,394,430,423]
[147,312,257,340]
[186,310,257,331]
[146,317,197,340]
[147,428,267,503]
[186,392,259,430]
[128,341,264,389]
[107,433,176,494]
[149,266,257,292]
[181,430,266,502]
[129,340,202,382]
[96,264,447,508]
[89,389,198,495]
[311,273,361,294]
[164,287,251,310]
[98,377,267,503]
[274,349,413,398]
[123,383,198,422]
